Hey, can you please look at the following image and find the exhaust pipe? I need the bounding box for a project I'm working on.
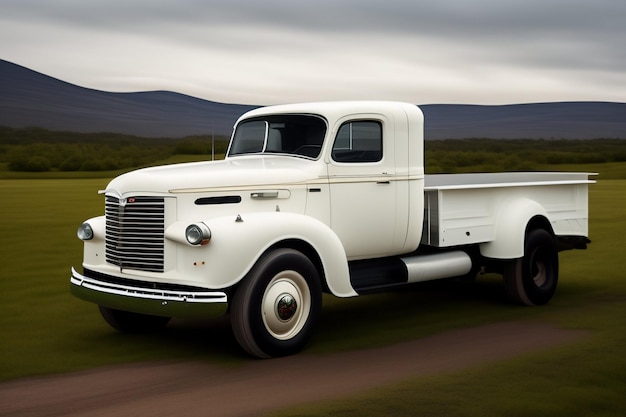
[402,251,472,283]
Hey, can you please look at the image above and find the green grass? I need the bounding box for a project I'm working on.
[432,161,626,179]
[1,167,625,416]
[536,161,626,179]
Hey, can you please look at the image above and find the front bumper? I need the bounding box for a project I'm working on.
[70,267,228,318]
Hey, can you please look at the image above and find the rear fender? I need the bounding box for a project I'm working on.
[480,198,549,259]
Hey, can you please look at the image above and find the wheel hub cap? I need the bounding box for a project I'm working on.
[276,293,297,321]
[262,272,311,340]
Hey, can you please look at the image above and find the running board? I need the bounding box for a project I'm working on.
[349,250,473,294]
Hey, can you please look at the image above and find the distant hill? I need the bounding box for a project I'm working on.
[1,59,625,139]
[420,102,626,139]
[0,59,256,137]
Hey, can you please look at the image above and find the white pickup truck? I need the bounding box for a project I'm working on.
[71,101,593,358]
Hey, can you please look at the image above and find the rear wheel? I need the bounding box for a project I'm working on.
[231,248,322,358]
[98,306,170,333]
[504,228,559,305]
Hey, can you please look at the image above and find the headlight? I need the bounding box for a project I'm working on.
[185,223,211,245]
[77,223,94,241]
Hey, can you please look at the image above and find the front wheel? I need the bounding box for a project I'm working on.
[504,228,559,306]
[231,248,322,358]
[98,306,170,333]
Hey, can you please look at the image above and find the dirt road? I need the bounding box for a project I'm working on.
[0,321,586,417]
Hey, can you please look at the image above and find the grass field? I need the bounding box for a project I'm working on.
[1,165,625,416]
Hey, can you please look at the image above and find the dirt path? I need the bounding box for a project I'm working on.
[0,321,587,417]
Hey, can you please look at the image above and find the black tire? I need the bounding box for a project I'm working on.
[98,306,170,333]
[231,248,322,358]
[504,228,559,306]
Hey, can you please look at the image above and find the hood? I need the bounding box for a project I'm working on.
[106,156,324,196]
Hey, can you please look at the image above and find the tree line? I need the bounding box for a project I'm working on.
[425,138,626,173]
[0,127,229,172]
[1,126,625,173]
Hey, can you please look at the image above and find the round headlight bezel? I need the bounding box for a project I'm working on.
[77,222,94,241]
[185,223,211,245]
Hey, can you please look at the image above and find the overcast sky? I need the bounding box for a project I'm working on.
[1,0,625,105]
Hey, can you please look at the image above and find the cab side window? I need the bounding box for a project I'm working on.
[331,121,382,163]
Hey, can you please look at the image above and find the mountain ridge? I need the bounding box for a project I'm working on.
[0,59,256,137]
[1,59,624,139]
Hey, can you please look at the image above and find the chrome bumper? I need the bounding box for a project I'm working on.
[70,267,228,318]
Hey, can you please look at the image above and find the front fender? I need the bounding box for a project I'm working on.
[168,212,356,297]
[80,215,105,266]
[480,198,548,259]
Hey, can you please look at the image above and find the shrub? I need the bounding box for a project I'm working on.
[25,156,52,172]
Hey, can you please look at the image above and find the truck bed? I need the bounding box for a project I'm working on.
[421,172,595,247]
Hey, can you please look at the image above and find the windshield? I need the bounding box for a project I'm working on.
[228,115,326,159]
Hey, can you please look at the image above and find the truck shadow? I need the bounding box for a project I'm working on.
[105,274,559,359]
[311,275,526,353]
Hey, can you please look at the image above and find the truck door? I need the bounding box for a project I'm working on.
[328,117,400,260]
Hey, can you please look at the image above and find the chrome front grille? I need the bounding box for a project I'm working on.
[105,195,165,273]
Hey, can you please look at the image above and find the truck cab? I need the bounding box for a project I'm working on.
[227,101,425,260]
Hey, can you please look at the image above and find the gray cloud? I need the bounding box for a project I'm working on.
[1,0,624,104]
[6,0,624,39]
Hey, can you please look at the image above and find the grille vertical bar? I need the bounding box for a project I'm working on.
[105,196,165,273]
